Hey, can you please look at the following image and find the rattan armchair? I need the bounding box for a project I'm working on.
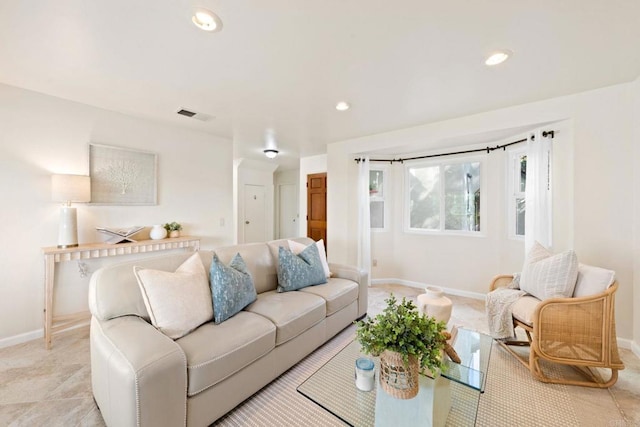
[490,274,624,388]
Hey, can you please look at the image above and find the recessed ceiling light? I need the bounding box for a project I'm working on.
[485,50,512,66]
[335,101,350,111]
[192,8,222,32]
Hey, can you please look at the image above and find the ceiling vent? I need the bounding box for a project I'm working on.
[176,109,214,122]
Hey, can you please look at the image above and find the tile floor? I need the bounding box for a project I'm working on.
[0,284,638,426]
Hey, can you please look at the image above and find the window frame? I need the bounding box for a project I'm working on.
[403,155,486,237]
[369,165,389,232]
[507,146,527,241]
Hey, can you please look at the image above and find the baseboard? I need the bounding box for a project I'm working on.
[0,328,43,349]
[371,278,486,300]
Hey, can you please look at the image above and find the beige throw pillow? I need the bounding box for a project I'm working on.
[134,253,213,339]
[519,241,578,300]
[288,239,331,278]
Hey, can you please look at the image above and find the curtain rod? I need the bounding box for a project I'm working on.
[354,130,555,164]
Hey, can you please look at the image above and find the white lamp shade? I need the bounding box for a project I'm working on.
[51,174,91,203]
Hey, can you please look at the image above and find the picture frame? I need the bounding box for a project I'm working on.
[89,144,157,205]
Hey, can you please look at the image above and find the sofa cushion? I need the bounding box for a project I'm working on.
[573,263,616,297]
[210,253,257,324]
[520,241,578,300]
[512,295,540,326]
[299,278,358,316]
[288,239,331,278]
[244,290,326,345]
[277,245,327,292]
[176,311,276,396]
[134,253,213,339]
[213,243,277,294]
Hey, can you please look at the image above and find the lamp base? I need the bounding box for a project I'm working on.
[58,206,79,248]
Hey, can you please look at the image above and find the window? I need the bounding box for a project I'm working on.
[406,159,482,233]
[369,168,386,230]
[507,148,527,239]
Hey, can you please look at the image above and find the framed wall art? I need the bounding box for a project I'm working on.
[89,144,157,205]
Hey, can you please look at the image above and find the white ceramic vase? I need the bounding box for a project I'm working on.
[149,224,167,240]
[417,286,452,324]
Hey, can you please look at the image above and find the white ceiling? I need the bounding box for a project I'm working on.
[1,1,639,170]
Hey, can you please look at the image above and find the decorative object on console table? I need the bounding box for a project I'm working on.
[417,286,453,325]
[42,236,201,349]
[89,144,157,205]
[150,224,168,240]
[355,295,447,399]
[51,174,91,248]
[96,225,144,244]
[164,221,182,238]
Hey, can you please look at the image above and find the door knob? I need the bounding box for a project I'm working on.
[245,221,250,224]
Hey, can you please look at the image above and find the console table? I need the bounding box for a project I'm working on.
[42,236,200,349]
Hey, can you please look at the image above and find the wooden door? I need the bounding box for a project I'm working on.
[307,173,327,246]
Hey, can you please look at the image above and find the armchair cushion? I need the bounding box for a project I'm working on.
[573,263,616,297]
[520,242,578,300]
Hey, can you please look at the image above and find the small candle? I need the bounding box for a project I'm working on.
[355,357,375,391]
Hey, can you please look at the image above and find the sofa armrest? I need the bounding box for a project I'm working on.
[330,263,369,317]
[91,316,187,427]
[489,274,514,292]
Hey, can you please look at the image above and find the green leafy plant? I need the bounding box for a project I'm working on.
[164,221,182,232]
[355,294,447,373]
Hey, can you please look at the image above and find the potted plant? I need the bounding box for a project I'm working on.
[355,294,447,399]
[164,221,183,238]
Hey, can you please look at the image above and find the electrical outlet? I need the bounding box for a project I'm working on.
[372,259,378,267]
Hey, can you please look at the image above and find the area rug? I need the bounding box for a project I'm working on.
[214,326,626,427]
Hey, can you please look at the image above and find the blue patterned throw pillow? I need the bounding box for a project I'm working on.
[210,253,257,324]
[277,244,327,292]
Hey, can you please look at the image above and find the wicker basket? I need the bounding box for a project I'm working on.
[379,350,419,399]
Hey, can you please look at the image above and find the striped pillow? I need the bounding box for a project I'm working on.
[520,242,578,300]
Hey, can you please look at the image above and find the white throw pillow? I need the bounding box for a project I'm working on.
[134,253,213,339]
[519,241,578,300]
[573,263,616,297]
[288,239,331,278]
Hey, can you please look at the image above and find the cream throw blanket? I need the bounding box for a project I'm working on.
[486,287,526,339]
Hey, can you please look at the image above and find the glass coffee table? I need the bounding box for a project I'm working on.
[297,328,492,426]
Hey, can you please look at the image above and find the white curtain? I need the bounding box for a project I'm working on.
[524,131,553,253]
[357,157,371,284]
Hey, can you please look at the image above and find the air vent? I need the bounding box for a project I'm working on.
[177,108,214,121]
[177,109,196,117]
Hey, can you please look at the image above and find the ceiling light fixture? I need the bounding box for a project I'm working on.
[485,50,511,66]
[263,149,279,159]
[335,101,350,111]
[192,8,223,32]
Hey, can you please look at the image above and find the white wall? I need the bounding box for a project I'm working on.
[633,76,640,355]
[299,154,327,239]
[0,83,234,345]
[328,82,636,341]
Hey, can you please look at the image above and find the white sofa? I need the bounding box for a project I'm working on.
[88,237,368,426]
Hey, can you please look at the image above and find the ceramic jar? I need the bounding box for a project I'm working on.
[417,286,452,325]
[149,224,167,240]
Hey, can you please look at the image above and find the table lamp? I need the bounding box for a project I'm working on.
[51,174,91,248]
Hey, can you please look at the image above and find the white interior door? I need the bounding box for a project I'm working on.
[244,184,266,243]
[278,184,298,238]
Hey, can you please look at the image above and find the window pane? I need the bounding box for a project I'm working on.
[444,162,481,231]
[519,155,527,192]
[516,197,525,236]
[369,170,384,197]
[370,201,384,228]
[409,166,440,229]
